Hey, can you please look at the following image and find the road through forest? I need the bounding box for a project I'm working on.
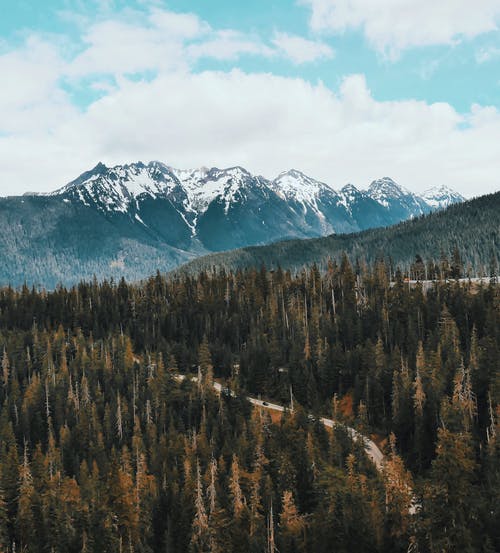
[175,375,385,470]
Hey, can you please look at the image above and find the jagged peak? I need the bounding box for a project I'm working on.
[271,169,337,205]
[209,165,252,179]
[369,176,397,187]
[59,162,109,191]
[170,165,252,186]
[93,161,108,172]
[368,177,410,197]
[50,160,186,215]
[422,184,464,198]
[421,184,465,208]
[276,168,310,180]
[169,165,210,182]
[341,183,361,194]
[272,169,332,189]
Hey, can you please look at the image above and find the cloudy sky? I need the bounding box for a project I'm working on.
[1,0,500,197]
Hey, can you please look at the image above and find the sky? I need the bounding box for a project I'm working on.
[1,0,500,197]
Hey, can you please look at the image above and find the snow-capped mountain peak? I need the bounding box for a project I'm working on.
[271,169,334,202]
[368,177,411,202]
[367,177,430,216]
[54,161,183,213]
[340,183,361,196]
[336,184,365,212]
[421,185,465,209]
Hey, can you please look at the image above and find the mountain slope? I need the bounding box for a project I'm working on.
[0,161,466,287]
[178,191,500,275]
[0,194,199,287]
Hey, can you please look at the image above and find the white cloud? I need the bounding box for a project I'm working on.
[148,8,209,39]
[64,9,279,78]
[187,30,275,61]
[2,66,500,198]
[301,0,500,57]
[272,32,334,63]
[1,6,500,199]
[66,19,191,77]
[0,36,75,135]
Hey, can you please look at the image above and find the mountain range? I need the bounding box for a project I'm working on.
[180,191,499,277]
[49,161,462,243]
[0,161,464,287]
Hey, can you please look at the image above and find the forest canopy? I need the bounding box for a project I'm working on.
[0,255,498,552]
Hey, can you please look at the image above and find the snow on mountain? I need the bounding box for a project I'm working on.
[270,169,340,233]
[368,177,411,207]
[337,184,364,212]
[169,166,209,205]
[59,162,271,218]
[54,161,182,213]
[368,177,430,216]
[340,183,362,197]
[271,169,335,202]
[421,185,465,209]
[368,178,464,213]
[172,166,267,215]
[53,162,464,218]
[49,161,465,246]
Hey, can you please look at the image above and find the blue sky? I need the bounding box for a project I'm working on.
[1,0,500,196]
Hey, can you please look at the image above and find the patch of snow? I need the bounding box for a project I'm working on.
[337,184,361,213]
[134,213,147,226]
[171,166,258,215]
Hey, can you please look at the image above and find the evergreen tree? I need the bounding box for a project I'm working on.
[422,427,478,552]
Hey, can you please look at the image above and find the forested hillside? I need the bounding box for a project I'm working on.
[0,256,498,552]
[180,191,499,276]
[0,195,197,288]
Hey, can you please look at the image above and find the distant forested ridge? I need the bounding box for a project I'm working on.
[180,190,500,276]
[0,195,198,289]
[0,254,498,552]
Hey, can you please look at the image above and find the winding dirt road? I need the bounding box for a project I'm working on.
[175,375,385,470]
